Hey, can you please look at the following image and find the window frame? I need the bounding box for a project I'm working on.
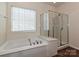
[10,6,37,32]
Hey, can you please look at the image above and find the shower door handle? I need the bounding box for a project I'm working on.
[53,26,54,37]
[60,27,63,46]
[48,30,49,37]
[61,27,63,31]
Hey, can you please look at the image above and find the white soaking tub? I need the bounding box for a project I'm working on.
[0,36,58,57]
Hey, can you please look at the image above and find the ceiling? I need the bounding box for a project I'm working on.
[45,2,65,7]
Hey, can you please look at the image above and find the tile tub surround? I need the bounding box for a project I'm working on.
[0,37,58,57]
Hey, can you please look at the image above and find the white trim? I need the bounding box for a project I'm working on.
[58,44,69,50]
[69,45,79,50]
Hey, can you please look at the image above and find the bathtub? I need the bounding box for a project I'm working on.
[0,36,58,57]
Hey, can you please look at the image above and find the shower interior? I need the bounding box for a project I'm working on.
[40,11,69,46]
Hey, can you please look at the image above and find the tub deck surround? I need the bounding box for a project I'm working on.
[0,43,47,55]
[0,36,58,57]
[39,36,58,41]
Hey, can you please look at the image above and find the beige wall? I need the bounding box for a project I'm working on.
[6,2,55,40]
[0,2,7,45]
[56,2,79,48]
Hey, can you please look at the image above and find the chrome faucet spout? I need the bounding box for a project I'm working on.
[28,39,32,46]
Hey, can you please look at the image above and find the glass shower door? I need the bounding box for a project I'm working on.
[53,13,60,46]
[40,12,49,37]
[60,14,68,45]
[53,13,69,46]
[40,11,69,46]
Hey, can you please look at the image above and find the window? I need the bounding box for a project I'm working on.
[11,7,36,32]
[43,12,49,31]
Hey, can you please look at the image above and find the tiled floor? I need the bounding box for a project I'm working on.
[54,47,79,57]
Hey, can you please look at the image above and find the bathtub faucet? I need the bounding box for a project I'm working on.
[28,39,32,46]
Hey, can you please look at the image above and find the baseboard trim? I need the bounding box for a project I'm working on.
[58,44,79,50]
[58,44,69,50]
[69,45,79,50]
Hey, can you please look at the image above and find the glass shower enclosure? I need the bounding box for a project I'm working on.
[40,11,69,46]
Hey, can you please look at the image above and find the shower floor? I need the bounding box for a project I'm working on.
[54,47,79,57]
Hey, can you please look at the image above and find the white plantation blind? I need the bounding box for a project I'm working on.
[11,7,36,32]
